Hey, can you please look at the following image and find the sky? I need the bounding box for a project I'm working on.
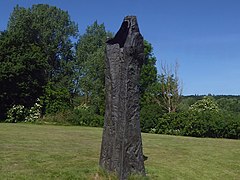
[0,0,240,95]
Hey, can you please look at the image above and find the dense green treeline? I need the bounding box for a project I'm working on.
[0,4,239,139]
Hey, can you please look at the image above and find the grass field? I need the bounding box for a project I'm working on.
[0,123,239,179]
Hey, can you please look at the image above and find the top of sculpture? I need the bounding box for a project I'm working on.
[106,16,140,48]
[124,16,139,33]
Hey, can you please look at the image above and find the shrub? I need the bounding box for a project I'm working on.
[67,105,104,127]
[189,96,219,113]
[5,105,27,123]
[224,114,240,139]
[140,104,165,133]
[155,110,240,139]
[40,110,73,125]
[36,103,104,127]
[156,112,187,136]
[183,111,221,137]
[5,99,42,123]
[25,99,42,122]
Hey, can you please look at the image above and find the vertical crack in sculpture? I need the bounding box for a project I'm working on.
[100,16,145,180]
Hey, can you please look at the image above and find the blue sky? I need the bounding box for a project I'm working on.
[1,0,240,95]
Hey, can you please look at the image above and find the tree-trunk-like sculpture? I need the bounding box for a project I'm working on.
[99,16,145,179]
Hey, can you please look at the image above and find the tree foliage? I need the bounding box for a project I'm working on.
[216,97,240,113]
[189,96,219,113]
[8,4,78,79]
[0,4,78,119]
[138,41,167,132]
[75,21,112,115]
[140,40,158,96]
[0,28,48,119]
[158,62,182,113]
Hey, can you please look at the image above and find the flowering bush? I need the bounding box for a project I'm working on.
[5,99,42,123]
[25,99,42,122]
[189,96,219,113]
[5,105,26,123]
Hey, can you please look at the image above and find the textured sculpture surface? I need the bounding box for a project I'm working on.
[99,16,145,179]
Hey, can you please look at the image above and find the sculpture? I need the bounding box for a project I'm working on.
[99,16,145,179]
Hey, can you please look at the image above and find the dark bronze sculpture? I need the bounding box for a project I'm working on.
[100,16,145,179]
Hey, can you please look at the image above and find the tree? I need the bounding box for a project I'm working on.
[75,21,111,115]
[140,40,158,97]
[0,4,78,118]
[7,5,78,80]
[216,97,240,113]
[178,96,198,112]
[158,62,182,113]
[139,41,165,132]
[0,28,48,119]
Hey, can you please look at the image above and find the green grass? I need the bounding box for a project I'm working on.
[0,123,239,179]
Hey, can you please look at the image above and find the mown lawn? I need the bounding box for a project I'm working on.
[0,123,239,179]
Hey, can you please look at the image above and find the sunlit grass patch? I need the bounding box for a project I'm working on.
[0,123,239,179]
